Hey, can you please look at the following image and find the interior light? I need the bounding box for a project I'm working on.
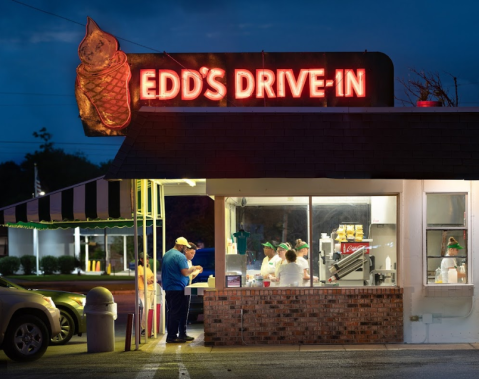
[183,179,196,187]
[39,191,45,196]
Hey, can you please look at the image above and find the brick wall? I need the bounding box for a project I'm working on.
[203,287,403,346]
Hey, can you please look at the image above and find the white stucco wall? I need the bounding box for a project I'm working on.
[8,228,73,259]
[402,180,478,343]
[209,178,479,343]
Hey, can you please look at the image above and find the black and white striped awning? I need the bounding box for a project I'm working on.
[0,176,132,229]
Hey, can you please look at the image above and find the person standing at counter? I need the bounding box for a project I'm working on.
[162,237,203,343]
[137,256,155,336]
[179,242,200,340]
[260,242,281,279]
[441,237,466,283]
[277,249,304,287]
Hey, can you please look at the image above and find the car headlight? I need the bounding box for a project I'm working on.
[42,296,56,308]
[69,296,86,307]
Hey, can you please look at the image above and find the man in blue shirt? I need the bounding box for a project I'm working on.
[162,237,203,343]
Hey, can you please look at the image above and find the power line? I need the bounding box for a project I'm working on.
[0,140,122,146]
[0,104,77,107]
[11,0,163,53]
[0,92,75,97]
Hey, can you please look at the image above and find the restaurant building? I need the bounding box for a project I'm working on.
[79,19,479,345]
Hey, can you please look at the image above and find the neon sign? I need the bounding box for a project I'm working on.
[139,68,366,101]
[129,52,392,109]
[76,31,395,137]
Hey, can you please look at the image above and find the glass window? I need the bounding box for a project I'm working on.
[226,197,309,288]
[426,194,468,285]
[312,196,397,288]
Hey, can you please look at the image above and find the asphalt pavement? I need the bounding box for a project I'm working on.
[3,281,479,378]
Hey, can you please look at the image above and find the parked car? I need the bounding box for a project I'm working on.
[189,248,215,322]
[0,277,86,345]
[0,282,61,362]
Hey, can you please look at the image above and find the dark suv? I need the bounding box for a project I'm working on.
[188,248,214,322]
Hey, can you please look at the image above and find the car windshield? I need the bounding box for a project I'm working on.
[0,277,25,290]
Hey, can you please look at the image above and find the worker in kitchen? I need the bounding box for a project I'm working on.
[260,242,282,279]
[441,237,466,283]
[270,242,291,286]
[162,237,203,343]
[294,239,318,286]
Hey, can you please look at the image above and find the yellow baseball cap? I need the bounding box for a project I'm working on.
[175,237,191,248]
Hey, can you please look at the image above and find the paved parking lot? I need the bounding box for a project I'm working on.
[3,293,479,378]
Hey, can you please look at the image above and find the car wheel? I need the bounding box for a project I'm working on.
[3,315,50,362]
[50,310,74,345]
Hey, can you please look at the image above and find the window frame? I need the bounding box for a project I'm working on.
[423,192,470,286]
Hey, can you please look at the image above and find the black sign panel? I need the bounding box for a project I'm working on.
[129,52,394,110]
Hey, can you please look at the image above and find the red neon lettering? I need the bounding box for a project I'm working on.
[181,69,202,100]
[158,70,180,100]
[205,68,226,101]
[335,70,344,97]
[277,69,308,98]
[235,69,255,99]
[256,69,276,98]
[309,69,325,98]
[140,69,156,100]
[345,69,366,97]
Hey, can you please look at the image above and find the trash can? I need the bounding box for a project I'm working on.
[84,287,117,353]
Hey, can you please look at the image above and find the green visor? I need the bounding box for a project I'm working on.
[447,243,464,250]
[262,242,276,250]
[277,243,290,250]
[295,243,309,250]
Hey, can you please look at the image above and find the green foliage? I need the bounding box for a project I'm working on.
[40,255,59,275]
[0,127,111,208]
[0,256,21,276]
[149,258,161,272]
[20,255,36,275]
[57,256,76,274]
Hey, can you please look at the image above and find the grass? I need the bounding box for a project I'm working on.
[6,274,135,282]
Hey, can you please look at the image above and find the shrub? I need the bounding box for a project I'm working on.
[0,256,21,276]
[58,255,76,274]
[40,255,59,275]
[20,255,36,275]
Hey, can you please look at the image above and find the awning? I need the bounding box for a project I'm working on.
[0,176,137,229]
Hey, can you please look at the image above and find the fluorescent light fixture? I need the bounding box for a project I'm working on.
[183,179,196,187]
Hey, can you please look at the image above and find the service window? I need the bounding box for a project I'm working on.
[312,196,397,287]
[226,197,309,288]
[426,193,468,285]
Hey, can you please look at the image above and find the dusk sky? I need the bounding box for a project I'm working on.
[1,0,479,165]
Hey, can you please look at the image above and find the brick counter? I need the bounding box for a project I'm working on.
[203,287,403,346]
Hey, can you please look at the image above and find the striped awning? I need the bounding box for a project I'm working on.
[0,176,133,229]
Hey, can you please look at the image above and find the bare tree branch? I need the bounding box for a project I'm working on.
[395,68,459,107]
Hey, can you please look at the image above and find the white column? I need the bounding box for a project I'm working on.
[215,197,226,290]
[74,228,80,270]
[142,179,148,342]
[152,182,158,338]
[123,235,127,272]
[133,179,140,350]
[85,236,89,272]
[160,184,166,334]
[33,229,39,276]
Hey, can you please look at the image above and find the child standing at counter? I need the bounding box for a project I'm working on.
[277,249,303,287]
